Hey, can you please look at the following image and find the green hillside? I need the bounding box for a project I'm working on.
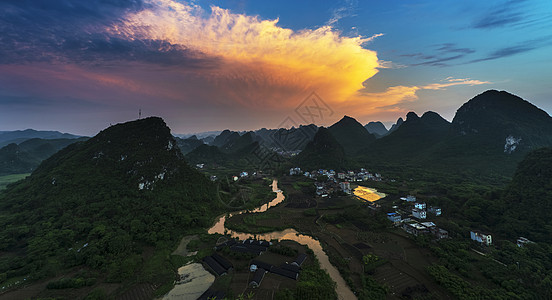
[0,117,222,287]
[294,127,348,170]
[329,116,376,155]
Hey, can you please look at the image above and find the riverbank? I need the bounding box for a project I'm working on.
[224,175,451,299]
[207,179,356,300]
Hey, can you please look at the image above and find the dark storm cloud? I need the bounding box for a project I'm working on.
[0,0,217,68]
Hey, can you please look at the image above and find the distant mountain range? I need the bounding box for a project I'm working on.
[297,90,552,177]
[364,121,388,137]
[2,89,549,180]
[0,130,86,176]
[0,129,82,148]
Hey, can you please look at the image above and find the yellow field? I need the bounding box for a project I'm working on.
[353,186,386,202]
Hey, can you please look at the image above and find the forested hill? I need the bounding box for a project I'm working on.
[0,117,222,281]
[496,147,552,242]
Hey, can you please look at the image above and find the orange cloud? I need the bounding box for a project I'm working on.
[108,0,380,108]
[331,77,491,122]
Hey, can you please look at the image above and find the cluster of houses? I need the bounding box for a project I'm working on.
[403,221,449,239]
[291,167,383,183]
[209,170,264,182]
[387,195,448,240]
[203,238,308,291]
[389,196,442,224]
[249,253,308,288]
[291,167,383,196]
[465,232,534,247]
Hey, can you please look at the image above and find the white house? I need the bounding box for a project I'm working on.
[414,202,426,210]
[412,208,426,219]
[470,230,492,246]
[401,195,417,202]
[428,207,442,216]
[516,237,534,247]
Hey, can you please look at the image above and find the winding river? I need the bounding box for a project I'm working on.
[207,180,357,300]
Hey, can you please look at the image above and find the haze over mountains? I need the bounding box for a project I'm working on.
[0,130,86,176]
[1,90,551,179]
[180,90,552,179]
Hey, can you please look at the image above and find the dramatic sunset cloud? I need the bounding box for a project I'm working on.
[1,0,550,134]
[337,77,491,120]
[108,0,380,108]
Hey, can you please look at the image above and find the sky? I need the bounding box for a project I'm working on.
[1,0,551,135]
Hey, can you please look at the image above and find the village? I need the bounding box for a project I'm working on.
[182,164,541,299]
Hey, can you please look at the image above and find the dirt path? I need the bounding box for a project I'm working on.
[172,235,198,257]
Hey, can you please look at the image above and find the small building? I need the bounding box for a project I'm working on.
[516,237,534,247]
[196,163,205,169]
[249,268,267,288]
[292,253,307,267]
[414,202,426,210]
[432,228,449,240]
[340,181,351,194]
[401,195,416,202]
[212,253,233,271]
[232,176,238,182]
[289,167,302,175]
[387,212,401,224]
[412,208,426,219]
[403,222,429,236]
[210,175,218,181]
[271,267,299,280]
[250,260,274,272]
[282,263,301,273]
[420,221,435,228]
[428,207,442,216]
[240,171,249,177]
[203,256,227,276]
[470,230,492,246]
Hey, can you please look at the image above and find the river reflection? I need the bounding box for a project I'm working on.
[207,179,357,300]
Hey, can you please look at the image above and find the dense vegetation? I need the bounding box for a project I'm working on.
[328,116,376,155]
[293,127,348,170]
[274,251,337,300]
[0,117,223,291]
[380,147,552,299]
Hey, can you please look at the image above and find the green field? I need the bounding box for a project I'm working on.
[0,173,30,190]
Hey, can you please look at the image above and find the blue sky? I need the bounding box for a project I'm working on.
[0,0,551,134]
